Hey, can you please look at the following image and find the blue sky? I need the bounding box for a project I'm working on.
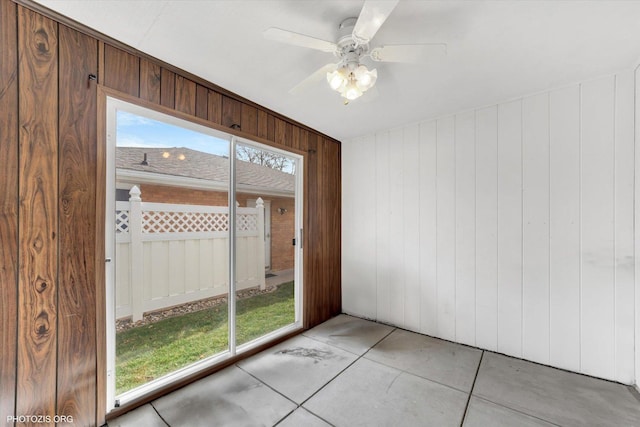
[116,110,229,157]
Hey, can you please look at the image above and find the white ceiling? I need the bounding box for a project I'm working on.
[36,0,640,140]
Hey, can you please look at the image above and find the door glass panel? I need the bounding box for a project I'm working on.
[113,108,230,395]
[234,141,299,347]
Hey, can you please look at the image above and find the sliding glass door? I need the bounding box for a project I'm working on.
[232,139,302,349]
[105,98,303,410]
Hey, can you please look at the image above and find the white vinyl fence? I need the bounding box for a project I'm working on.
[115,186,265,321]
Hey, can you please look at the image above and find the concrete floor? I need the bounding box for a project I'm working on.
[108,314,640,427]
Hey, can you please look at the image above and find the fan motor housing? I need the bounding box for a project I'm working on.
[336,17,368,63]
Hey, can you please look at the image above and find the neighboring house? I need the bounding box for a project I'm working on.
[116,146,295,273]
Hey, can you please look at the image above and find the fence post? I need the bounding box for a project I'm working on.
[129,186,144,322]
[256,198,266,290]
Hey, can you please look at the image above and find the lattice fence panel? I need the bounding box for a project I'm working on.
[237,213,258,232]
[142,211,229,233]
[115,210,129,233]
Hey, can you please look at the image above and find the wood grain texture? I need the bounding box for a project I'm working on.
[175,75,196,116]
[57,24,98,427]
[291,127,301,151]
[2,3,342,422]
[195,84,208,120]
[266,113,276,142]
[327,139,342,316]
[222,95,241,128]
[139,58,161,104]
[16,6,59,421]
[304,132,320,327]
[257,109,268,139]
[285,123,295,148]
[241,104,258,136]
[274,118,287,146]
[103,44,139,97]
[207,90,222,124]
[0,0,18,423]
[160,67,175,109]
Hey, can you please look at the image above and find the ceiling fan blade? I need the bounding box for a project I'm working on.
[264,28,337,53]
[290,63,338,95]
[352,0,399,44]
[370,44,447,63]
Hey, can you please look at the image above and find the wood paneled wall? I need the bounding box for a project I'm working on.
[0,0,341,425]
[342,71,634,385]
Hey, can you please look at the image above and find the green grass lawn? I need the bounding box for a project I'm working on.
[116,282,294,394]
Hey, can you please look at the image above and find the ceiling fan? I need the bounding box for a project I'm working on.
[264,0,446,102]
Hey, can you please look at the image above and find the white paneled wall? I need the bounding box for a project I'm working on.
[342,71,635,384]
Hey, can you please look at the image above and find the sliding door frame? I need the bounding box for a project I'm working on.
[99,87,305,413]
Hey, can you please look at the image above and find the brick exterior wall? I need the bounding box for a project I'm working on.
[266,196,295,272]
[137,183,294,272]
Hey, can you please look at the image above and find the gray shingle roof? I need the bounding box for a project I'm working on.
[116,147,294,192]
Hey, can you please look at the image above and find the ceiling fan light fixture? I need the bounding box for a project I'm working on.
[355,67,377,91]
[327,64,376,100]
[343,81,363,100]
[327,69,347,90]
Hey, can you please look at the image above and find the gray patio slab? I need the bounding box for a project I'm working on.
[304,358,468,427]
[237,334,358,403]
[463,397,556,427]
[276,408,331,427]
[365,328,483,392]
[303,314,394,355]
[473,352,640,426]
[108,404,168,427]
[152,365,296,427]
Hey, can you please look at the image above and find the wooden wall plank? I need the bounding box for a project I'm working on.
[195,84,208,120]
[257,109,268,140]
[267,114,276,142]
[139,58,161,104]
[160,67,175,109]
[57,24,98,427]
[285,123,295,148]
[581,76,616,379]
[316,137,328,323]
[375,130,391,324]
[436,117,456,340]
[207,90,222,125]
[241,104,258,136]
[549,85,581,373]
[418,121,437,336]
[299,129,309,152]
[175,75,196,116]
[291,126,301,151]
[16,7,59,420]
[614,70,635,383]
[388,128,405,327]
[0,0,18,423]
[403,124,421,331]
[521,93,550,365]
[304,133,320,326]
[221,95,241,128]
[274,117,287,147]
[103,44,139,97]
[455,111,476,346]
[497,100,523,357]
[341,135,376,318]
[326,138,341,316]
[475,106,498,351]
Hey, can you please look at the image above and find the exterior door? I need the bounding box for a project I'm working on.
[248,199,271,271]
